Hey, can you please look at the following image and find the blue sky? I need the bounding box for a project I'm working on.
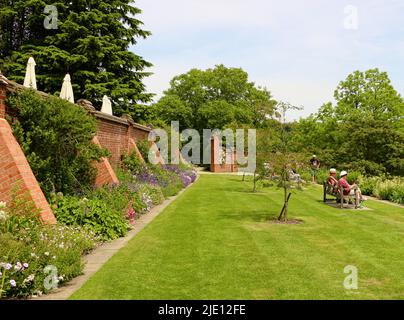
[133,0,404,120]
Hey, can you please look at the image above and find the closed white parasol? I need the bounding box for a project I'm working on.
[101,95,113,115]
[23,57,37,90]
[60,74,75,103]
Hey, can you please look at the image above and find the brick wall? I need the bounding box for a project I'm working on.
[0,73,152,223]
[0,118,56,223]
[92,136,119,186]
[210,136,238,173]
[93,112,150,168]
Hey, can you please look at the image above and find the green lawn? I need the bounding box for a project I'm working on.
[71,175,404,300]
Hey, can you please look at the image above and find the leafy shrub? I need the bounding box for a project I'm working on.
[137,184,165,206]
[136,139,150,163]
[7,89,107,197]
[122,152,146,175]
[391,184,404,205]
[374,178,404,204]
[0,202,98,299]
[51,192,130,241]
[345,171,362,185]
[314,169,329,184]
[151,165,184,197]
[358,176,382,196]
[358,176,404,204]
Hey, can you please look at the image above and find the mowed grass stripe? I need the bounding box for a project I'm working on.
[70,175,404,300]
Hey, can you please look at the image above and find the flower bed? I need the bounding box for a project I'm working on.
[0,155,197,300]
[359,176,404,205]
[0,201,98,299]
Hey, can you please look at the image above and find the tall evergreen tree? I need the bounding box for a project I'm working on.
[0,0,152,118]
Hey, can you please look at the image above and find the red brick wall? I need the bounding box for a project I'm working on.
[0,75,151,224]
[94,113,150,168]
[92,136,119,186]
[0,118,56,224]
[210,136,238,173]
[96,118,128,168]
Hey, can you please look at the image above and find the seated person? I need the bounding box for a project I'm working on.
[338,170,365,205]
[327,168,339,193]
[288,168,301,181]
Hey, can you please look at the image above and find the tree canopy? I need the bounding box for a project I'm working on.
[291,68,404,175]
[149,65,277,131]
[0,0,152,117]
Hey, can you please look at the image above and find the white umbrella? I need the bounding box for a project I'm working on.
[60,74,74,103]
[23,57,37,90]
[101,95,113,115]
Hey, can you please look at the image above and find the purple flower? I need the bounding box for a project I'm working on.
[5,263,12,270]
[10,279,16,287]
[23,263,29,269]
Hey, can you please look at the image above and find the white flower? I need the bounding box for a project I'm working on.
[23,274,35,284]
[0,210,7,221]
[4,263,12,270]
[23,263,29,269]
[14,262,22,271]
[10,279,16,287]
[44,252,49,256]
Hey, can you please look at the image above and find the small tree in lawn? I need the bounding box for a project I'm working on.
[252,127,279,192]
[273,102,302,222]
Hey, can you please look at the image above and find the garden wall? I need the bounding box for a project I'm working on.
[210,136,238,173]
[0,72,153,223]
[0,74,56,223]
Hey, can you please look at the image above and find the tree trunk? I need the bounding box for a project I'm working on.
[278,192,292,221]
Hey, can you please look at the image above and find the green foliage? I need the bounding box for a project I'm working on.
[51,190,130,241]
[7,90,107,197]
[359,176,404,204]
[0,201,97,299]
[291,69,404,176]
[136,139,150,163]
[0,187,41,234]
[122,152,145,175]
[150,65,277,130]
[0,0,152,119]
[151,95,193,129]
[137,184,165,206]
[149,165,183,197]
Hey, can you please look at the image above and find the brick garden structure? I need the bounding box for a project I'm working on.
[0,73,155,224]
[210,135,238,173]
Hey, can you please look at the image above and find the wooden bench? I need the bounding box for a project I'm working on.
[323,181,359,209]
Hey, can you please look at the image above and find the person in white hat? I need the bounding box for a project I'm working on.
[327,168,338,189]
[338,170,365,206]
[309,155,320,183]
